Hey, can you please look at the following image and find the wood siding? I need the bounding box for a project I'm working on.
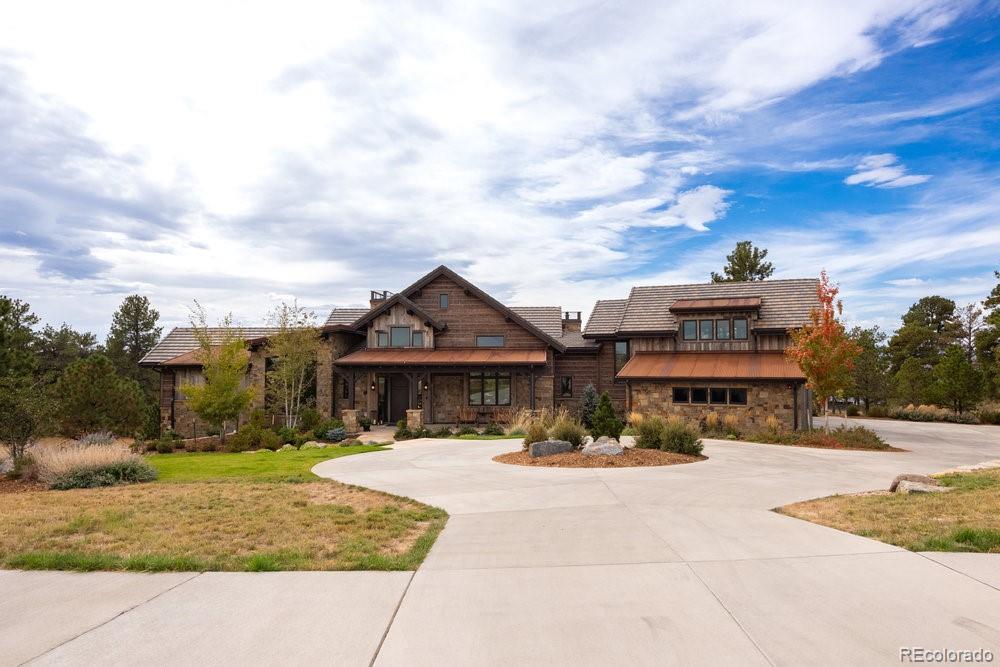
[366,304,435,348]
[632,337,675,352]
[553,352,599,412]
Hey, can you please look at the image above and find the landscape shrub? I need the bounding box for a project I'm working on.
[227,424,282,452]
[590,392,623,439]
[155,437,176,454]
[507,409,534,436]
[890,405,977,424]
[55,354,147,437]
[866,405,888,418]
[580,383,598,427]
[456,425,478,436]
[358,415,373,431]
[635,415,666,449]
[326,427,347,443]
[432,427,454,438]
[522,421,549,449]
[76,431,116,447]
[248,408,268,428]
[660,418,703,456]
[627,411,645,427]
[845,405,860,417]
[32,444,157,490]
[410,426,432,439]
[702,411,720,433]
[620,426,635,436]
[313,418,345,439]
[297,407,322,432]
[482,422,505,436]
[797,425,889,450]
[276,426,297,444]
[394,420,413,441]
[549,414,586,447]
[721,414,740,438]
[977,403,1000,425]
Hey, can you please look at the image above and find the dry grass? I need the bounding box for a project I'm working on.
[493,448,705,468]
[0,481,446,571]
[31,444,141,485]
[778,468,1000,553]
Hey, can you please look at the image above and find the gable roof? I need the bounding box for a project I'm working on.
[510,307,563,338]
[323,308,369,328]
[584,279,819,337]
[139,327,280,365]
[395,265,567,351]
[351,293,447,331]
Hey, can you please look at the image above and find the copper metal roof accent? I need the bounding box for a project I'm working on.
[617,352,805,380]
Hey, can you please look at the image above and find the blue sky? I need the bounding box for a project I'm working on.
[1,1,999,337]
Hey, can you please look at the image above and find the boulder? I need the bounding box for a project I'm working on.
[529,439,573,458]
[895,480,952,494]
[300,442,322,449]
[888,474,940,492]
[277,444,297,452]
[582,440,624,456]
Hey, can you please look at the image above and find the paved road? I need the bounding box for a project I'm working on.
[4,418,1000,665]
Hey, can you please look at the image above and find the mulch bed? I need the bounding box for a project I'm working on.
[0,477,46,494]
[493,448,705,468]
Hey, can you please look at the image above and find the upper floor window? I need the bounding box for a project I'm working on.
[476,335,504,347]
[411,331,424,347]
[614,340,629,374]
[733,318,748,340]
[682,320,697,340]
[560,377,573,397]
[390,326,411,347]
[699,319,714,340]
[439,293,449,309]
[376,331,389,347]
[715,319,731,340]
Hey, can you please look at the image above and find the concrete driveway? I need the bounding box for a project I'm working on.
[4,418,1000,666]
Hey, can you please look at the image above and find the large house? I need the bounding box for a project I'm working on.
[140,265,818,436]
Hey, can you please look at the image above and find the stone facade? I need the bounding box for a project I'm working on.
[629,380,807,431]
[406,408,423,430]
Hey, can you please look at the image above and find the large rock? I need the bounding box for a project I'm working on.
[888,474,940,492]
[529,439,573,458]
[894,479,952,494]
[583,439,625,456]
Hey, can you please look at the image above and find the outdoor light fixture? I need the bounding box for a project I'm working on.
[423,381,429,391]
[371,381,376,391]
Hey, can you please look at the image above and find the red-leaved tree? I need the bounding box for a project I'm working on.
[786,271,861,431]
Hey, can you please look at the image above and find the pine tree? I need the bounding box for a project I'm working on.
[0,295,39,379]
[106,295,161,391]
[931,345,983,415]
[55,354,147,436]
[589,391,623,439]
[710,241,775,283]
[579,383,598,427]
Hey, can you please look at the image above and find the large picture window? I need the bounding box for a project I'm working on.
[476,335,504,347]
[469,372,511,406]
[614,340,629,374]
[390,326,411,347]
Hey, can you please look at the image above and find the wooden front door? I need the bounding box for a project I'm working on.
[388,374,410,424]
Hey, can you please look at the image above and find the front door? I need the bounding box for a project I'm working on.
[388,374,410,424]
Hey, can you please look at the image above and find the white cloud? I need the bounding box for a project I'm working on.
[886,277,925,286]
[844,153,931,188]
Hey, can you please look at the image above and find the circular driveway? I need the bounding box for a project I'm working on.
[315,418,1000,665]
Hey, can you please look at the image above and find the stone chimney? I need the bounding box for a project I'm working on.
[562,311,581,333]
[369,290,391,310]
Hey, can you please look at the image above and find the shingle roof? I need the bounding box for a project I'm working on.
[323,308,369,327]
[557,331,599,351]
[584,280,819,337]
[511,307,563,338]
[583,299,628,336]
[139,327,281,365]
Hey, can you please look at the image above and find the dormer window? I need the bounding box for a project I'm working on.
[376,331,389,347]
[411,331,424,347]
[733,318,748,340]
[682,321,697,340]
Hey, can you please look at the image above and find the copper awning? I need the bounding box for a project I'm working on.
[669,296,762,312]
[617,352,804,380]
[334,348,547,366]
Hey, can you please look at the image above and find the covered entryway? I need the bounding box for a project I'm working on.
[383,373,411,424]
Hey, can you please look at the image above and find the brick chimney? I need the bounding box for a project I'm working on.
[370,290,391,310]
[562,311,581,333]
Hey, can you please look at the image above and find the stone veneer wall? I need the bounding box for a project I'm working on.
[630,380,802,431]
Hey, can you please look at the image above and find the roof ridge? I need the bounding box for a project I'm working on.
[632,277,819,290]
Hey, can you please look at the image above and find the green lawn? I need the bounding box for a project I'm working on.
[150,445,388,482]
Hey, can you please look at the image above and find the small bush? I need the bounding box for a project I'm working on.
[590,392,623,439]
[635,415,666,449]
[248,409,267,428]
[977,403,1000,425]
[889,406,976,424]
[550,415,586,447]
[580,383,598,427]
[33,444,157,489]
[313,418,345,438]
[155,438,176,454]
[227,424,283,452]
[325,427,347,443]
[456,425,478,436]
[523,421,549,449]
[394,420,413,441]
[76,431,116,447]
[627,411,645,427]
[660,419,703,456]
[432,427,454,438]
[703,411,720,433]
[482,422,505,436]
[358,415,373,431]
[411,426,432,439]
[827,425,888,450]
[297,407,322,432]
[278,443,297,452]
[845,405,860,417]
[507,409,534,436]
[276,426,297,444]
[867,405,888,418]
[721,414,740,438]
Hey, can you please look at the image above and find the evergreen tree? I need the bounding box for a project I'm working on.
[0,295,39,378]
[930,345,983,415]
[589,391,623,439]
[887,296,957,373]
[55,354,147,436]
[711,241,775,283]
[579,383,598,427]
[977,270,1000,397]
[106,295,161,391]
[847,326,890,413]
[893,357,933,405]
[35,323,99,382]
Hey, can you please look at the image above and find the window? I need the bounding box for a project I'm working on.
[560,377,573,397]
[376,331,389,347]
[469,372,511,406]
[690,387,708,404]
[672,387,690,403]
[728,388,748,405]
[439,293,449,309]
[710,388,728,404]
[390,326,411,347]
[699,319,714,340]
[476,335,504,347]
[682,320,697,340]
[614,340,629,374]
[716,319,731,340]
[341,378,350,400]
[733,318,748,340]
[411,331,424,347]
